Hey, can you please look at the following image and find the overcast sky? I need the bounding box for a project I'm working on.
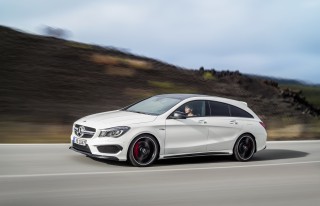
[1,0,320,83]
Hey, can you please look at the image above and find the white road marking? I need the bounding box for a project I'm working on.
[0,160,319,179]
[0,143,69,145]
[1,140,320,146]
[267,140,320,144]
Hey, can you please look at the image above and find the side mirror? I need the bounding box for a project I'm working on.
[172,111,187,119]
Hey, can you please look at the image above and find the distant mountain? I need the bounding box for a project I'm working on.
[247,73,320,86]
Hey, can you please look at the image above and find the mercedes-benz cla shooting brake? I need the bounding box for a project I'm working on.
[70,94,267,166]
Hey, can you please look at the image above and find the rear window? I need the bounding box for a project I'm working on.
[229,105,253,118]
[208,101,230,117]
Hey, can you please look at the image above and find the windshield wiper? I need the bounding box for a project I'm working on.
[126,110,146,114]
[126,110,157,116]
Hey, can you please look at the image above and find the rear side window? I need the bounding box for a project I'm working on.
[208,101,230,117]
[229,105,253,118]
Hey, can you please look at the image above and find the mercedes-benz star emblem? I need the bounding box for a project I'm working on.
[77,126,86,137]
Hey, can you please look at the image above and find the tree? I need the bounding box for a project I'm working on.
[199,66,204,74]
[42,26,70,39]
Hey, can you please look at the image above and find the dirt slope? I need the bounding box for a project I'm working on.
[0,25,318,128]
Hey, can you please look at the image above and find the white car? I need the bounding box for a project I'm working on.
[70,94,267,166]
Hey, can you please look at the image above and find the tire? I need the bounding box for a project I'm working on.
[128,135,159,167]
[233,134,256,161]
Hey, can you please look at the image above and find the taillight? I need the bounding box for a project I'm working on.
[259,121,266,129]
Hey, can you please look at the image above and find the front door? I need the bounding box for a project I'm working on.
[164,100,208,155]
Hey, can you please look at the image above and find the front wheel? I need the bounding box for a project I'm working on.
[233,134,256,161]
[128,135,159,167]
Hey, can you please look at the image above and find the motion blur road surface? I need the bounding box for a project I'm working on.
[1,141,320,206]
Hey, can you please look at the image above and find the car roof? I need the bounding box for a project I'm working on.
[156,93,210,100]
[156,93,249,110]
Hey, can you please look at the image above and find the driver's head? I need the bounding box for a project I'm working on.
[185,104,193,114]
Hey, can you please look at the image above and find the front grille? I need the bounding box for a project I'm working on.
[73,143,91,153]
[97,145,123,154]
[74,124,96,138]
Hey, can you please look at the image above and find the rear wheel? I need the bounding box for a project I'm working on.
[128,135,159,167]
[233,134,256,161]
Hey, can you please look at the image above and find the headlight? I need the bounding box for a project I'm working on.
[99,126,130,138]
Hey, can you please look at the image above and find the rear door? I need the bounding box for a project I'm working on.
[205,101,243,152]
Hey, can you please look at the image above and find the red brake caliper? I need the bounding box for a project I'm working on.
[133,142,140,158]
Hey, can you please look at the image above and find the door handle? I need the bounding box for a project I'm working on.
[230,120,238,125]
[198,120,207,124]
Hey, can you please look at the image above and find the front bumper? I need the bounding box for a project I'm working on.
[70,134,129,161]
[69,146,119,161]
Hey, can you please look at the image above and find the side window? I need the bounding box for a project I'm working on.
[209,101,230,117]
[229,105,253,118]
[175,100,206,117]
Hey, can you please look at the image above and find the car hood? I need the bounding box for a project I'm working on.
[75,110,157,129]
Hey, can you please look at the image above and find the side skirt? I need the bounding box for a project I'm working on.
[163,151,231,159]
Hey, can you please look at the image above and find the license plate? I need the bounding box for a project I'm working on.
[73,137,87,146]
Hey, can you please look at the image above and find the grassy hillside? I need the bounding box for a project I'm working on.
[279,84,320,108]
[249,74,320,109]
[0,25,319,142]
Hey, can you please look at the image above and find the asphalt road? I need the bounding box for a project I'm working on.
[0,141,319,206]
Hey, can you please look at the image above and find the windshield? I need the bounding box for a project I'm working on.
[124,96,181,115]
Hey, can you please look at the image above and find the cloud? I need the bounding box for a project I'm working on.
[1,0,320,83]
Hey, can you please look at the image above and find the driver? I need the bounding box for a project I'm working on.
[185,104,194,117]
